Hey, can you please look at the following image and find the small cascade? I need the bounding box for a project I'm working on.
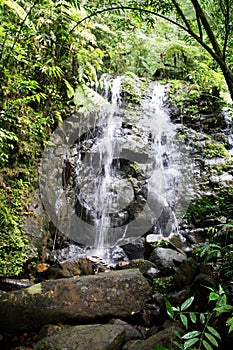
[93,76,123,255]
[146,83,180,236]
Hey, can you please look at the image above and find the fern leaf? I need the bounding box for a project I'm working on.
[4,0,35,30]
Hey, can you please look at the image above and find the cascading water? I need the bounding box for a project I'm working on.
[93,77,123,255]
[72,78,192,260]
[40,76,193,263]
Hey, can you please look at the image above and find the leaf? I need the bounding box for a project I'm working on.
[207,326,221,340]
[181,296,194,311]
[173,330,182,339]
[190,312,197,323]
[184,337,199,349]
[180,314,188,329]
[226,317,233,333]
[200,313,206,324]
[216,294,227,307]
[181,331,201,339]
[205,332,219,347]
[153,347,169,350]
[37,263,50,273]
[172,340,183,349]
[208,292,219,301]
[172,306,180,312]
[165,299,174,319]
[214,305,233,314]
[202,339,214,350]
[218,285,225,295]
[64,79,75,99]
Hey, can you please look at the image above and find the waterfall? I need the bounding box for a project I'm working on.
[73,79,192,254]
[40,76,193,262]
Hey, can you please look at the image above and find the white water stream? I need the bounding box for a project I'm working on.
[73,78,192,259]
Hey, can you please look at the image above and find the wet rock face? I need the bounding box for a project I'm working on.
[34,324,126,350]
[149,247,187,273]
[0,269,151,333]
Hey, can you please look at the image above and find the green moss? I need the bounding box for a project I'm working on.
[0,169,37,277]
[203,140,230,159]
[152,276,174,293]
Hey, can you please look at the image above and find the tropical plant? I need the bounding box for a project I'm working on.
[165,288,233,350]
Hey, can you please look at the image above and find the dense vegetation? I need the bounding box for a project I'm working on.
[0,0,232,346]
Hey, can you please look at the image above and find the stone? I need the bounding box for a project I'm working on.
[149,247,187,273]
[34,324,125,350]
[123,326,184,350]
[191,273,217,308]
[146,234,162,243]
[121,238,145,260]
[168,233,183,250]
[0,269,151,333]
[109,319,143,341]
[116,259,158,277]
[51,244,87,261]
[174,257,198,289]
[43,257,94,279]
[0,279,32,291]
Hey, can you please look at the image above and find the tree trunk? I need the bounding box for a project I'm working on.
[222,66,233,101]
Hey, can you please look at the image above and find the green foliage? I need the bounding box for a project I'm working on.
[186,187,233,225]
[165,288,233,350]
[203,140,230,159]
[152,276,174,293]
[0,174,36,276]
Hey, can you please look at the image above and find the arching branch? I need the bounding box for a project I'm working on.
[63,5,223,70]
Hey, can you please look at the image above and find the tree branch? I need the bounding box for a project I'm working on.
[66,5,189,38]
[222,0,231,60]
[189,0,224,59]
[195,7,203,40]
[63,4,227,76]
[170,0,193,33]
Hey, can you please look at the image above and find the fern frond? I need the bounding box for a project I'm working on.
[73,84,109,114]
[3,0,35,30]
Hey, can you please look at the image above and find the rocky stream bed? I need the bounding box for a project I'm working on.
[0,234,233,350]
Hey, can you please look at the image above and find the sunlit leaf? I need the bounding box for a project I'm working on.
[208,292,219,301]
[181,296,194,311]
[181,331,201,339]
[184,337,199,349]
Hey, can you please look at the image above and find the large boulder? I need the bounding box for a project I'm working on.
[34,324,125,350]
[0,269,151,333]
